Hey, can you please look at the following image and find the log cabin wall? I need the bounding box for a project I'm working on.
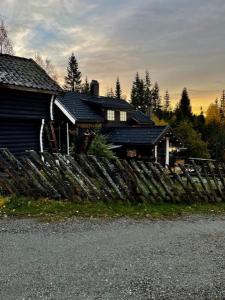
[0,87,52,156]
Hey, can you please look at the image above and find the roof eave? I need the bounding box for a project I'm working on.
[54,99,76,124]
[0,83,62,95]
[76,119,104,124]
[152,125,171,145]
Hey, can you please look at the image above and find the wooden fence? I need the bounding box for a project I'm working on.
[0,148,225,203]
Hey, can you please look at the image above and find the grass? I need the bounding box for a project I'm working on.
[1,196,225,222]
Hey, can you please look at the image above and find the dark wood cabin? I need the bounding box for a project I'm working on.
[0,54,62,156]
[54,81,181,165]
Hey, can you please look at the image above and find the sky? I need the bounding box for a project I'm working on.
[1,0,225,112]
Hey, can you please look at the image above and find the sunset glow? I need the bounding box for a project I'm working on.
[1,0,225,112]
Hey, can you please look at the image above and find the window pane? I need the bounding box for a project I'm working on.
[120,111,127,121]
[107,110,115,121]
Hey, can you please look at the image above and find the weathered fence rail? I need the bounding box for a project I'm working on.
[0,148,225,203]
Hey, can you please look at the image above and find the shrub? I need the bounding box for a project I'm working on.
[88,134,116,160]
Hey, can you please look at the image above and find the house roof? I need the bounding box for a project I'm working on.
[131,110,154,125]
[55,92,104,124]
[81,96,132,110]
[56,91,157,126]
[106,126,171,146]
[0,54,62,94]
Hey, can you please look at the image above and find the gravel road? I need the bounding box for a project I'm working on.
[1,216,225,300]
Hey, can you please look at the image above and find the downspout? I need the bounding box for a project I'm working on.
[50,95,54,121]
[40,119,45,153]
[66,122,70,155]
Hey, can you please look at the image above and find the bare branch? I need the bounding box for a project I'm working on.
[0,20,14,55]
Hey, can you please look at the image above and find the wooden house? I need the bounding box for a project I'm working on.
[0,54,62,156]
[54,81,180,165]
[0,54,180,165]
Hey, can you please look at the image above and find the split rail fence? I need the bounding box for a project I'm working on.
[0,148,225,203]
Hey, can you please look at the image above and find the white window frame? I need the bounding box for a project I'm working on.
[107,110,115,121]
[120,111,127,121]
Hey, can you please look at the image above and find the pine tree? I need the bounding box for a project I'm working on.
[131,73,146,112]
[163,90,170,112]
[152,82,161,111]
[82,76,90,94]
[115,77,122,99]
[179,87,192,119]
[220,90,225,118]
[131,72,141,109]
[144,70,152,115]
[0,20,14,55]
[64,53,82,92]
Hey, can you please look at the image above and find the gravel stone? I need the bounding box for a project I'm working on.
[0,215,225,299]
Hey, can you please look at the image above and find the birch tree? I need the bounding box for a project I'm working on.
[0,20,14,55]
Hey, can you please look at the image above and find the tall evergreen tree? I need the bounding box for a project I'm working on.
[220,90,225,118]
[115,77,122,99]
[131,72,141,109]
[0,20,14,55]
[131,73,146,112]
[180,87,192,116]
[144,70,152,115]
[163,90,170,112]
[177,87,192,120]
[152,82,161,111]
[64,53,82,92]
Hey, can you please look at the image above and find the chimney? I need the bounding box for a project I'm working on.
[90,80,99,97]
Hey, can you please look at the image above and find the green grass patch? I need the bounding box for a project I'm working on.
[1,196,225,222]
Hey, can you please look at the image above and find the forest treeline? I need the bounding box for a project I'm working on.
[62,53,225,162]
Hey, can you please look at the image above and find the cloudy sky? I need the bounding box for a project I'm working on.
[1,0,225,112]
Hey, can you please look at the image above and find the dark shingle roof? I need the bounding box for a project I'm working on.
[131,110,154,125]
[107,126,170,145]
[0,54,62,93]
[55,92,104,123]
[82,96,132,110]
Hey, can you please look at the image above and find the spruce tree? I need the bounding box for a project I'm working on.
[163,90,170,112]
[176,87,192,120]
[138,79,146,112]
[131,73,146,112]
[115,77,122,99]
[152,82,161,111]
[64,53,82,92]
[220,90,225,118]
[131,72,141,110]
[144,71,152,115]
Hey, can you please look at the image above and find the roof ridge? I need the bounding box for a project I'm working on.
[0,53,33,62]
[0,54,62,93]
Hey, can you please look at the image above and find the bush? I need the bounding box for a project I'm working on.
[88,134,116,160]
[174,121,210,159]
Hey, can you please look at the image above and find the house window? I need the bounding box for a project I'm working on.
[120,111,127,121]
[107,110,115,121]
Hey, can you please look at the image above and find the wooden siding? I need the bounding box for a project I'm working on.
[0,88,51,119]
[0,120,40,156]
